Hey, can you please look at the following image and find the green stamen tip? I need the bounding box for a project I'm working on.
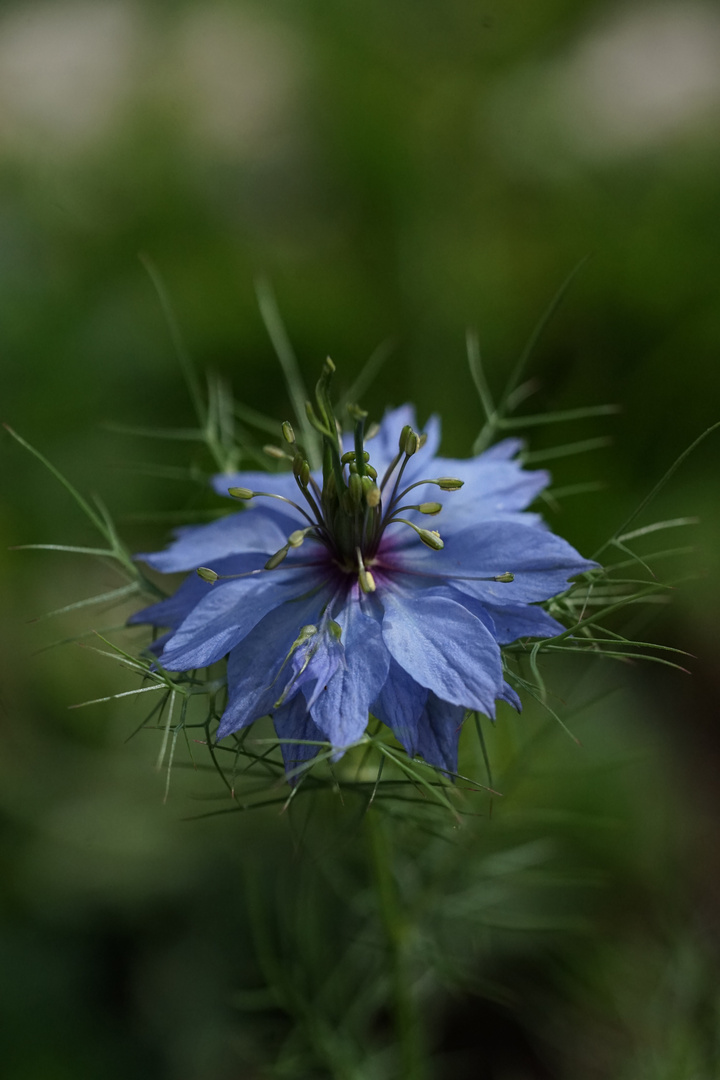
[263,444,289,460]
[418,528,444,550]
[418,502,442,515]
[228,487,254,500]
[437,477,463,491]
[197,566,219,583]
[265,546,289,570]
[288,529,307,547]
[328,619,342,640]
[281,421,295,445]
[359,567,376,593]
[493,571,515,583]
[363,478,381,506]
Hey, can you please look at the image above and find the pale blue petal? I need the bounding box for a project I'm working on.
[380,591,502,715]
[128,554,262,629]
[309,594,390,748]
[280,619,346,710]
[137,511,288,573]
[414,694,465,773]
[273,695,328,778]
[217,587,332,738]
[372,659,428,756]
[159,568,325,670]
[393,520,596,604]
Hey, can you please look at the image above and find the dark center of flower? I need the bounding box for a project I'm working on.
[226,359,463,593]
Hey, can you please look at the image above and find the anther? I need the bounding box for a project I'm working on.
[417,502,442,515]
[282,421,295,445]
[265,546,289,570]
[493,572,515,583]
[263,444,290,460]
[356,547,377,593]
[196,566,219,583]
[418,528,444,550]
[228,487,254,500]
[436,477,464,491]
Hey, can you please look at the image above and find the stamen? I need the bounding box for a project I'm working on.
[229,486,320,532]
[356,547,377,593]
[282,421,295,445]
[391,519,444,550]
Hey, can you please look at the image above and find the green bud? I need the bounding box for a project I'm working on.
[196,566,219,583]
[281,421,295,444]
[228,487,254,500]
[418,528,444,551]
[418,502,442,515]
[265,546,289,570]
[348,472,364,505]
[493,572,515,583]
[436,477,464,491]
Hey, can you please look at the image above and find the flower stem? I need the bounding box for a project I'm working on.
[366,811,428,1079]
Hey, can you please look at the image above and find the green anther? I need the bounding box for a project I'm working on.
[403,428,421,457]
[228,487,254,500]
[288,529,307,547]
[263,444,289,460]
[196,566,219,583]
[418,528,444,550]
[493,572,515,583]
[359,567,376,593]
[365,464,378,479]
[398,424,413,452]
[281,421,295,444]
[341,449,370,465]
[436,477,464,491]
[362,476,381,506]
[328,619,342,640]
[418,502,442,515]
[348,472,364,506]
[265,546,289,570]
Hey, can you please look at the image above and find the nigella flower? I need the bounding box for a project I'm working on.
[130,361,595,776]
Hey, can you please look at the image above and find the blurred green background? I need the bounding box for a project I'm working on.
[2,0,720,1076]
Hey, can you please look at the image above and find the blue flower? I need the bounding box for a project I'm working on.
[130,363,595,776]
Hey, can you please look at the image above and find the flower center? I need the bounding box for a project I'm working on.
[218,360,463,593]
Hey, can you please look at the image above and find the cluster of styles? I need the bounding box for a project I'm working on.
[130,360,595,775]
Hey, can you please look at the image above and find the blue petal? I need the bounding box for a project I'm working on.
[217,586,332,738]
[414,694,465,773]
[279,618,346,710]
[128,554,262,629]
[394,519,597,604]
[159,568,325,670]
[476,438,525,461]
[273,695,328,779]
[380,591,503,715]
[372,659,428,756]
[309,593,390,748]
[137,511,288,573]
[498,681,522,711]
[478,600,565,645]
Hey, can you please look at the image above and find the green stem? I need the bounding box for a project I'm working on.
[366,812,427,1080]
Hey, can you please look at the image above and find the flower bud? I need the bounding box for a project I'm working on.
[228,487,254,500]
[196,566,219,583]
